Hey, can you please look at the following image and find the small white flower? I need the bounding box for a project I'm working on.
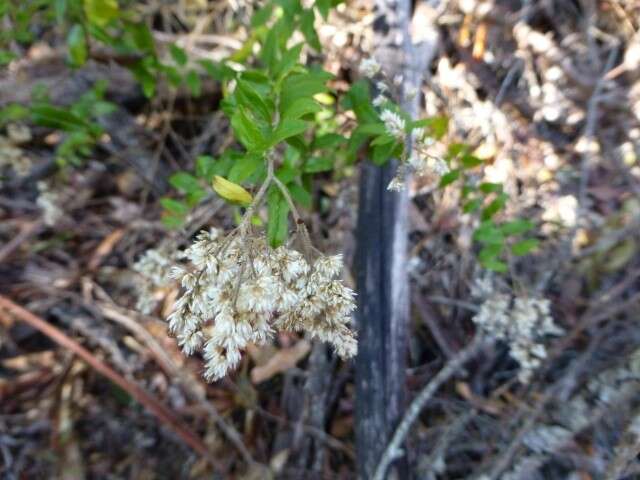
[387,176,405,192]
[360,58,381,78]
[373,95,386,107]
[380,110,405,139]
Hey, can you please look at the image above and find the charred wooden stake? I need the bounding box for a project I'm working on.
[355,1,439,478]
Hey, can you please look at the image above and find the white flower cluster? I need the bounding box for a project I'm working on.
[358,59,449,192]
[36,181,65,227]
[472,285,562,383]
[0,124,32,182]
[133,245,178,314]
[167,229,357,381]
[386,130,450,192]
[359,57,381,78]
[380,109,406,139]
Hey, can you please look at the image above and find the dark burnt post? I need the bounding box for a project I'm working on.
[355,1,438,478]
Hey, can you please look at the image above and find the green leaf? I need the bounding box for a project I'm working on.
[231,108,267,151]
[67,24,87,67]
[169,44,188,66]
[162,215,185,229]
[251,3,273,27]
[500,219,534,236]
[274,43,303,79]
[371,140,399,166]
[512,238,540,256]
[481,193,508,220]
[315,0,331,19]
[288,183,312,209]
[312,133,346,150]
[300,9,321,51]
[463,198,483,213]
[164,65,183,87]
[344,80,377,124]
[228,153,264,183]
[269,118,308,147]
[0,104,30,125]
[130,62,156,98]
[169,172,201,194]
[276,165,297,184]
[126,22,155,52]
[410,115,449,140]
[55,0,68,24]
[84,0,119,26]
[185,70,201,96]
[481,258,508,272]
[260,26,279,72]
[370,134,395,146]
[447,143,468,158]
[196,155,216,181]
[473,223,505,245]
[236,79,271,123]
[439,169,460,187]
[461,153,483,169]
[479,182,503,194]
[198,59,235,81]
[355,123,387,136]
[31,104,88,131]
[282,97,321,120]
[160,198,189,216]
[279,71,331,115]
[0,50,17,66]
[478,244,502,262]
[267,187,290,247]
[303,156,333,173]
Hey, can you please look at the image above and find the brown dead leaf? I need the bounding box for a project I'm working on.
[87,228,126,270]
[250,340,311,384]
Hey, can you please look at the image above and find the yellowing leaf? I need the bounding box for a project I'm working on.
[212,175,253,205]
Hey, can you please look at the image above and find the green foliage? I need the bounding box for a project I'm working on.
[1,0,539,269]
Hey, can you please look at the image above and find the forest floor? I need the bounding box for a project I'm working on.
[1,1,640,479]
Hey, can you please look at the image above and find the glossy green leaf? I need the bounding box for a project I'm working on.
[481,257,508,272]
[231,108,267,151]
[170,44,188,66]
[67,24,87,67]
[267,187,290,247]
[512,238,540,256]
[279,71,331,115]
[481,193,508,220]
[160,198,189,216]
[269,118,308,147]
[473,223,505,245]
[500,219,534,236]
[282,97,321,120]
[31,104,88,131]
[439,169,460,187]
[251,3,273,27]
[228,153,264,183]
[169,172,201,194]
[300,9,321,51]
[236,79,271,122]
[185,70,201,96]
[84,0,119,26]
[303,156,333,173]
[288,183,312,209]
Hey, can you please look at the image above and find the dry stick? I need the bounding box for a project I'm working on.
[95,301,255,466]
[372,336,489,480]
[0,295,216,466]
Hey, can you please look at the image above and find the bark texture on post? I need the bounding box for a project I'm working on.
[355,1,439,478]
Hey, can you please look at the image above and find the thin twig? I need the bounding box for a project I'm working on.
[373,336,489,480]
[0,295,217,467]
